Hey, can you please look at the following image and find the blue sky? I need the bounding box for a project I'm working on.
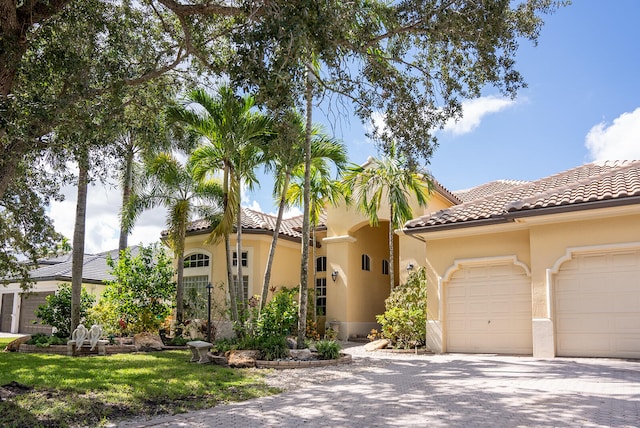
[50,1,640,253]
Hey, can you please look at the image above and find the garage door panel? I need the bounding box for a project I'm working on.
[555,249,640,358]
[446,262,532,355]
[19,292,53,335]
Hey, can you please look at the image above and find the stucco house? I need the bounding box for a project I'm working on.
[401,160,640,359]
[0,249,124,334]
[183,160,640,360]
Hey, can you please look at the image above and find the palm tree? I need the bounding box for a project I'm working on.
[167,86,271,323]
[122,152,224,325]
[341,142,432,291]
[259,112,347,311]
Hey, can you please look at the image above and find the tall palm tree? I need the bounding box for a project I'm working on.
[341,142,432,291]
[123,152,224,325]
[259,112,347,311]
[167,86,271,323]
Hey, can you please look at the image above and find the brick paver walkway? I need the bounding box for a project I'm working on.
[119,351,640,427]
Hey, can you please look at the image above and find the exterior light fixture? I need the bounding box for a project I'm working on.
[331,270,339,282]
[407,263,414,272]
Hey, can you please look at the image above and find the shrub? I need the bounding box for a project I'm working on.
[26,333,67,347]
[255,335,289,361]
[315,339,341,360]
[91,244,175,335]
[35,283,95,338]
[376,267,427,349]
[256,287,298,339]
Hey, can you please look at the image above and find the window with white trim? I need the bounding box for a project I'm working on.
[315,278,327,316]
[183,275,208,319]
[184,253,209,268]
[316,256,327,273]
[232,251,248,267]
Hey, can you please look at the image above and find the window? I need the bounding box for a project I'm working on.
[316,256,327,273]
[315,278,327,316]
[183,275,208,319]
[361,254,371,271]
[184,253,209,268]
[382,259,389,275]
[232,251,248,267]
[232,275,250,301]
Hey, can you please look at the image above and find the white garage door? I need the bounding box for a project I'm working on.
[446,262,532,354]
[555,249,640,358]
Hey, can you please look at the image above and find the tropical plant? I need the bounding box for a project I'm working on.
[256,287,299,339]
[315,339,341,360]
[168,86,272,323]
[91,244,176,334]
[35,283,96,338]
[260,111,347,311]
[123,153,224,325]
[376,267,428,349]
[341,142,432,290]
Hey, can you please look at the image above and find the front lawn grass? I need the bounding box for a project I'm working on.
[0,347,279,427]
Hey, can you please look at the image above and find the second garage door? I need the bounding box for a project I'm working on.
[19,292,53,334]
[446,261,532,354]
[555,249,640,358]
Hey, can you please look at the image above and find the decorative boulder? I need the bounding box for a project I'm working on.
[3,335,31,352]
[289,348,314,361]
[227,350,260,368]
[364,338,390,351]
[133,332,164,351]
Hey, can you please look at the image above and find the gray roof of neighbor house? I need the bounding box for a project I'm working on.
[405,160,640,233]
[181,208,314,241]
[24,246,141,284]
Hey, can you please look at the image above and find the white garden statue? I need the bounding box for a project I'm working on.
[88,324,103,351]
[71,324,88,347]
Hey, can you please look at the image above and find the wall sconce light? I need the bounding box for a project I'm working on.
[331,270,339,282]
[407,263,414,272]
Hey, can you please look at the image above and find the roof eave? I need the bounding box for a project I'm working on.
[403,216,512,235]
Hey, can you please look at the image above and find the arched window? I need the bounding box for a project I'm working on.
[382,259,389,275]
[316,256,327,273]
[184,253,210,268]
[361,254,371,271]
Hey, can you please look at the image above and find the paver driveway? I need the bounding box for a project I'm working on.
[120,349,640,427]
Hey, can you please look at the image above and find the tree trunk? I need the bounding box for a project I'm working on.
[225,235,239,323]
[388,204,395,292]
[297,67,313,348]
[71,152,89,332]
[260,172,290,311]
[236,197,244,318]
[118,144,134,252]
[175,225,186,325]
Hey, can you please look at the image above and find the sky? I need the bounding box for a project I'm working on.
[49,1,640,254]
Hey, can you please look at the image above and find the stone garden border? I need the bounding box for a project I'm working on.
[255,353,352,369]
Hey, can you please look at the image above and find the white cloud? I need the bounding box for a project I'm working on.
[443,96,516,136]
[585,107,640,161]
[48,183,166,254]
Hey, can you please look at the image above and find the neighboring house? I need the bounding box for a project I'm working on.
[401,160,640,359]
[0,248,130,334]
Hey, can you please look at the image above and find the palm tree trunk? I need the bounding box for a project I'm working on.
[260,172,290,311]
[388,204,395,292]
[71,151,89,333]
[236,197,244,318]
[175,224,186,325]
[298,67,313,348]
[118,144,134,252]
[225,235,239,323]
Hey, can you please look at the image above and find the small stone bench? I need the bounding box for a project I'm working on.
[187,340,213,364]
[66,339,109,356]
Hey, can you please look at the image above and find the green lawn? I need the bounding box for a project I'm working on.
[0,340,279,427]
